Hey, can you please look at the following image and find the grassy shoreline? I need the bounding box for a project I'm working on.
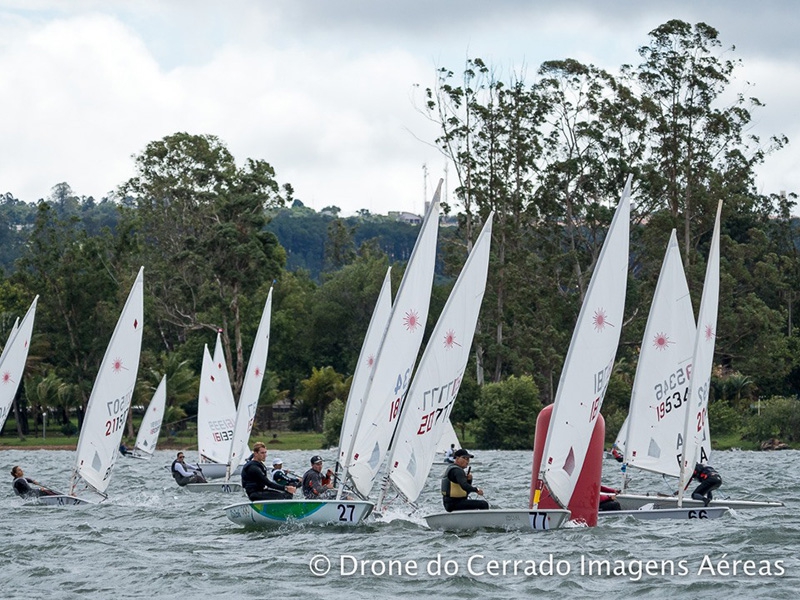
[0,430,329,452]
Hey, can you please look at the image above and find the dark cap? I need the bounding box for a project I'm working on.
[454,449,474,459]
[310,455,323,465]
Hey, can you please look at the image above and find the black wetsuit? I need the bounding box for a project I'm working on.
[13,477,40,498]
[241,460,293,501]
[271,468,301,490]
[441,464,489,512]
[691,463,722,506]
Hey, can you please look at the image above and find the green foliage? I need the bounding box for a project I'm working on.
[743,397,800,443]
[708,399,742,437]
[292,366,348,432]
[450,371,479,440]
[322,398,345,448]
[474,375,542,449]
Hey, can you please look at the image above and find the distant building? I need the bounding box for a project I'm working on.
[388,211,423,225]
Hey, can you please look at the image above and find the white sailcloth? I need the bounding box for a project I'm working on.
[197,333,237,464]
[380,212,493,506]
[436,419,460,454]
[336,268,392,474]
[678,202,722,497]
[70,268,144,497]
[341,183,442,498]
[226,288,273,477]
[0,296,37,432]
[131,375,167,459]
[622,230,696,479]
[539,177,631,509]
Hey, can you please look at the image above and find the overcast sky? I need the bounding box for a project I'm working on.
[1,1,798,216]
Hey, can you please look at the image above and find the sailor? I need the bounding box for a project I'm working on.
[444,444,456,463]
[690,462,722,506]
[598,485,622,511]
[440,449,489,512]
[10,466,60,498]
[302,455,335,499]
[171,452,207,486]
[270,458,301,490]
[241,442,295,501]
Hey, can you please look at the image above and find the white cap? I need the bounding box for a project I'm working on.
[272,458,283,466]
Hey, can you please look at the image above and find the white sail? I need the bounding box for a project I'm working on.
[380,212,493,506]
[336,268,392,474]
[197,335,236,465]
[622,230,696,479]
[678,202,722,497]
[71,268,144,497]
[436,419,460,454]
[539,177,631,509]
[131,375,167,459]
[0,297,37,432]
[341,182,442,498]
[226,288,273,477]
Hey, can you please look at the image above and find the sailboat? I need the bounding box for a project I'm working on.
[127,375,167,460]
[426,176,633,531]
[334,267,392,485]
[187,288,274,493]
[40,268,144,506]
[611,206,781,515]
[0,296,37,433]
[224,183,442,528]
[375,212,494,514]
[193,332,238,480]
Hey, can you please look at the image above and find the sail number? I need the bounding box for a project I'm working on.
[654,387,688,422]
[338,503,356,522]
[105,396,129,437]
[654,366,690,401]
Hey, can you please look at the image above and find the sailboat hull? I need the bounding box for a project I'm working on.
[184,482,243,494]
[224,499,374,527]
[198,463,242,480]
[37,495,95,507]
[424,509,571,532]
[616,493,784,511]
[599,506,730,520]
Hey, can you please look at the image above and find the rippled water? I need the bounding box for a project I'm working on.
[2,448,797,599]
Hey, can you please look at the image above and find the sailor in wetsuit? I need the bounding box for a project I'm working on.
[241,442,295,501]
[690,462,722,506]
[440,449,489,512]
[10,466,59,498]
[270,458,301,491]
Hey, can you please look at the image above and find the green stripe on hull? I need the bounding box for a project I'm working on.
[251,502,325,521]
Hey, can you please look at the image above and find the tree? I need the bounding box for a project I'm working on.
[120,132,287,395]
[474,375,542,449]
[292,366,348,432]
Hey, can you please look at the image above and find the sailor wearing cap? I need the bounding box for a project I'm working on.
[441,449,489,512]
[302,455,336,499]
[270,457,301,490]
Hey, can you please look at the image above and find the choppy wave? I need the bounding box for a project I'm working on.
[1,448,797,599]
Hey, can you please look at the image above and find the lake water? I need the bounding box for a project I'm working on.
[1,448,797,599]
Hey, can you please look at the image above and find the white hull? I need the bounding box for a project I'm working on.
[224,499,374,527]
[599,506,729,520]
[424,509,571,532]
[184,482,243,494]
[198,463,242,480]
[37,495,95,507]
[616,493,784,511]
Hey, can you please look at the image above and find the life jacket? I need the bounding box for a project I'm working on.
[693,463,720,481]
[13,477,32,497]
[440,464,467,499]
[170,460,183,483]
